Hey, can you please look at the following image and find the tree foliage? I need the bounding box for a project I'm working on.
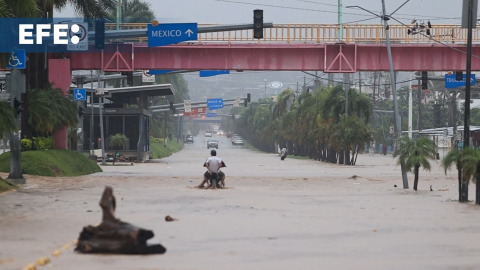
[107,0,155,23]
[229,85,373,165]
[0,101,17,137]
[393,136,437,190]
[27,85,78,136]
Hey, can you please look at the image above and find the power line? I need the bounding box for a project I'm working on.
[213,0,377,17]
[214,0,462,22]
[388,15,480,60]
[286,0,337,8]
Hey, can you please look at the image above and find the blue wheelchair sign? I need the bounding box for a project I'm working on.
[74,88,87,101]
[6,49,26,69]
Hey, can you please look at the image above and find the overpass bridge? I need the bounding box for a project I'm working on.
[58,23,480,73]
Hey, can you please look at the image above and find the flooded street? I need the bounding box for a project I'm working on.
[1,134,480,270]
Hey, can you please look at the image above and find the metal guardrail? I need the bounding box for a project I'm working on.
[105,23,478,44]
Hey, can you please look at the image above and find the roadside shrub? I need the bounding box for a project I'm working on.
[33,136,54,150]
[21,138,32,151]
[150,136,165,144]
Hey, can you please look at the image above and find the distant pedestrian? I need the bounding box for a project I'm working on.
[280,147,287,160]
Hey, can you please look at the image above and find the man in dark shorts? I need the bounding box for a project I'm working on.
[198,150,226,189]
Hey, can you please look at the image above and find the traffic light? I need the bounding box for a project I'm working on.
[13,97,23,116]
[169,101,174,111]
[244,98,248,107]
[253,9,263,39]
[126,72,133,86]
[421,71,428,90]
[456,71,463,81]
[247,93,251,102]
[95,19,105,49]
[78,106,84,117]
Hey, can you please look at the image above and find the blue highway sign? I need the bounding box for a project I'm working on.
[74,88,87,101]
[6,49,26,69]
[200,70,230,77]
[148,23,198,47]
[445,74,476,88]
[207,98,224,110]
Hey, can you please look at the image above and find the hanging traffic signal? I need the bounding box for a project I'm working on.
[78,106,84,117]
[247,93,251,102]
[95,19,105,49]
[456,71,463,81]
[126,72,133,86]
[13,97,23,116]
[253,9,263,39]
[421,71,428,90]
[169,101,174,111]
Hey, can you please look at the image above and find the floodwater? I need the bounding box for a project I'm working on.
[1,134,479,270]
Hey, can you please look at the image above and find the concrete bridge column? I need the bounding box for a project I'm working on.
[48,59,71,150]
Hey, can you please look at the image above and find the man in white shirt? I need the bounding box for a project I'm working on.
[198,150,225,189]
[281,147,287,160]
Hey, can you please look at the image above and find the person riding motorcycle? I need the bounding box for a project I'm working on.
[198,149,226,189]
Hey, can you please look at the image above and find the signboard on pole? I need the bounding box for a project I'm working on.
[207,98,224,110]
[183,107,206,116]
[6,49,26,69]
[445,74,476,88]
[184,100,191,113]
[74,88,87,101]
[142,70,155,83]
[199,70,230,77]
[67,22,88,51]
[462,0,478,28]
[148,23,198,47]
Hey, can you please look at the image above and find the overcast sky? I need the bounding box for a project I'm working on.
[55,0,465,25]
[56,0,472,98]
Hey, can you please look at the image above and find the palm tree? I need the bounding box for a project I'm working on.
[442,148,479,203]
[442,149,463,201]
[393,136,437,191]
[0,100,17,137]
[27,86,78,137]
[331,114,372,165]
[54,0,116,18]
[108,133,128,165]
[107,0,155,24]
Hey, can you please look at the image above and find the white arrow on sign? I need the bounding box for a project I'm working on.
[185,29,194,37]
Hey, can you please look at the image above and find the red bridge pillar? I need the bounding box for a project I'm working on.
[48,59,71,150]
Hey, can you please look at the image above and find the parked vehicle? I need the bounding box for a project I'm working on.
[185,135,194,143]
[207,139,219,149]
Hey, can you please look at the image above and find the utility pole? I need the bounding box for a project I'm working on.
[338,0,343,40]
[417,72,422,132]
[464,0,474,149]
[6,69,25,183]
[76,76,84,153]
[344,73,349,115]
[381,0,409,189]
[90,70,94,156]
